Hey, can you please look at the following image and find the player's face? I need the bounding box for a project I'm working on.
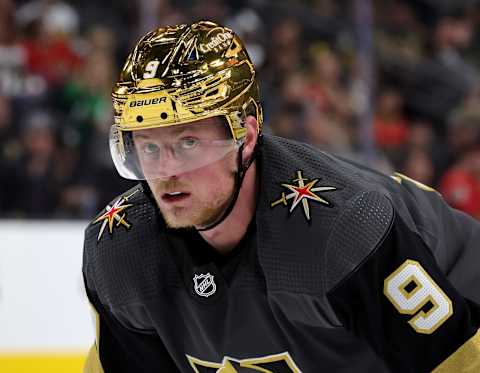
[133,118,238,229]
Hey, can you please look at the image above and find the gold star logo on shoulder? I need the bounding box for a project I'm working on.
[271,170,337,221]
[93,189,139,241]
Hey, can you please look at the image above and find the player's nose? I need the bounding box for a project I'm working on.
[156,146,183,179]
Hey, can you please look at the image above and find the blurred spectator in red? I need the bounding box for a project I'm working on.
[18,0,82,87]
[0,0,47,98]
[374,87,410,167]
[438,105,480,219]
[440,146,480,219]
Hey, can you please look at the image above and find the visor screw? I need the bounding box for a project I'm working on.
[161,112,168,120]
[136,115,143,123]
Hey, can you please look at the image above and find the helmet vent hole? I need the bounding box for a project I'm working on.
[136,115,143,122]
[206,89,219,97]
[161,112,168,120]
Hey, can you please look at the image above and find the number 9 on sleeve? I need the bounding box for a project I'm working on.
[384,259,453,334]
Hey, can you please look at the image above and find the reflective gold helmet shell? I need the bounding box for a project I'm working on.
[112,20,263,142]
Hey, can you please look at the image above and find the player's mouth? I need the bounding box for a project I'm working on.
[161,191,191,203]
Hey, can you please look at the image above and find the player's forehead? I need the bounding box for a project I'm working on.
[132,117,229,140]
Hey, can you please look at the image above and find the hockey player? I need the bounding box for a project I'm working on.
[83,21,480,372]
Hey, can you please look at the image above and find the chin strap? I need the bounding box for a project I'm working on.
[196,137,260,232]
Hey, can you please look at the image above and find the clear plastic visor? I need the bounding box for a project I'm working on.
[110,121,242,180]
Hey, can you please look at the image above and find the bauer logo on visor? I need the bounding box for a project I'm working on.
[129,97,167,107]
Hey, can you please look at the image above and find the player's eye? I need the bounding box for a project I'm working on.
[143,143,159,155]
[179,137,199,150]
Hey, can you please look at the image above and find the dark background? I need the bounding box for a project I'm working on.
[2,0,480,219]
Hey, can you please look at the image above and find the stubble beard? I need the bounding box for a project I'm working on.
[164,194,231,229]
[151,174,235,229]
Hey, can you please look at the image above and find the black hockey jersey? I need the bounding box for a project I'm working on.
[83,134,480,372]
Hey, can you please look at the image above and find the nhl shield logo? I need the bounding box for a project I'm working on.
[193,273,216,297]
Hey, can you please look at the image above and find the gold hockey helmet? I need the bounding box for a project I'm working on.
[110,21,263,180]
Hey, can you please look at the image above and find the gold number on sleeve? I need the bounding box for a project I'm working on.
[384,260,452,334]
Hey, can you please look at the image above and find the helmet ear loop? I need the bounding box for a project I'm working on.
[238,141,254,179]
[196,143,248,232]
[237,110,259,177]
[238,142,246,179]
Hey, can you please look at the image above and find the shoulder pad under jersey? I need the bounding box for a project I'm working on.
[83,184,179,308]
[324,190,394,292]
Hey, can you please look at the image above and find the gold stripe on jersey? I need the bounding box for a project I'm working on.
[187,351,302,372]
[83,345,104,373]
[83,304,104,373]
[391,172,438,193]
[432,329,480,372]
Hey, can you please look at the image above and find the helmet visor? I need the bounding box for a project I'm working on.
[110,121,242,180]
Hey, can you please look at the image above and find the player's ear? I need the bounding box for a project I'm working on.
[242,115,258,163]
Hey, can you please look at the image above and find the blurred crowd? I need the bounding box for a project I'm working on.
[2,0,480,219]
